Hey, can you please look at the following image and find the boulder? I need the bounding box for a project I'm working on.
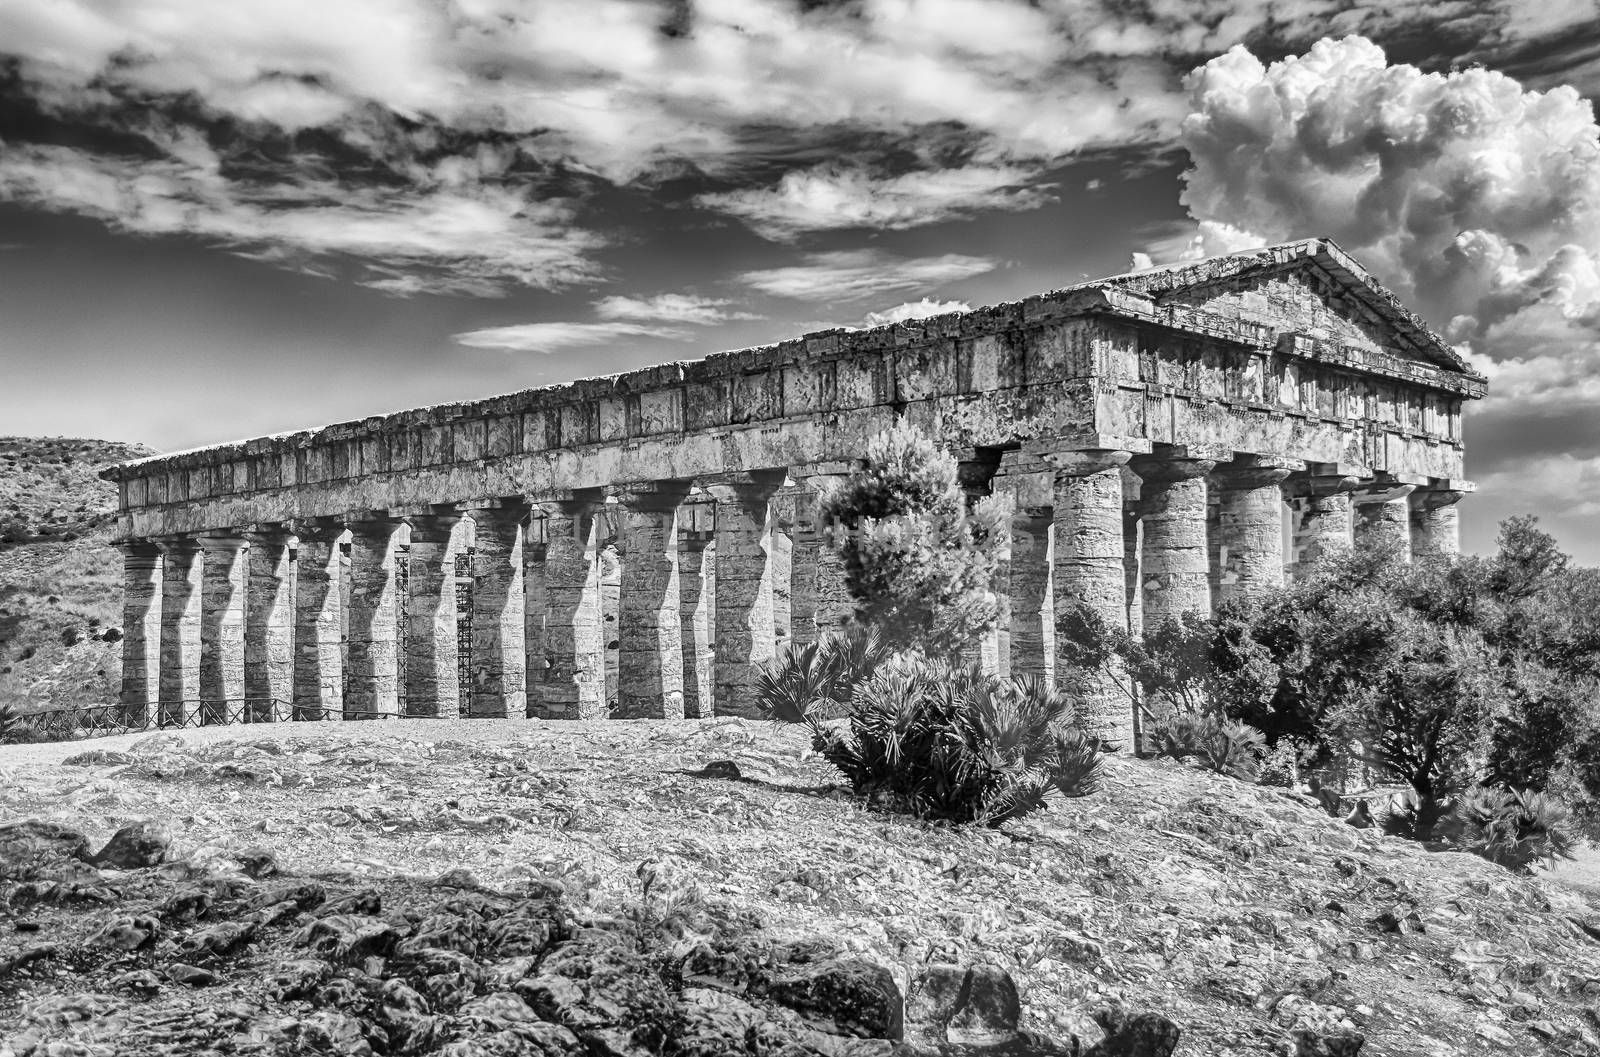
[89,821,171,869]
[1085,1011,1180,1057]
[766,958,905,1041]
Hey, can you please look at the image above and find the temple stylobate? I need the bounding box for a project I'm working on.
[102,239,1485,747]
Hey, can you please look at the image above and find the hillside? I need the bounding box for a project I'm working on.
[3,719,1600,1056]
[0,437,154,713]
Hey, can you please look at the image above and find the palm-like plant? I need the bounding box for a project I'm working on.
[1452,787,1577,873]
[807,659,1102,827]
[755,625,890,722]
[1151,713,1265,782]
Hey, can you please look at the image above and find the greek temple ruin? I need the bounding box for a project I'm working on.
[102,238,1485,746]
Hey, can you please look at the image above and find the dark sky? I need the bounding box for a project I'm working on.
[1,0,1598,560]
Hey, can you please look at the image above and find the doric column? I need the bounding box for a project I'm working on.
[534,492,606,720]
[957,454,1002,674]
[291,519,344,720]
[1410,487,1468,560]
[243,527,293,721]
[156,536,202,727]
[345,515,403,719]
[1213,456,1300,603]
[1121,470,1143,637]
[468,502,527,719]
[197,533,247,725]
[679,526,714,719]
[116,540,162,727]
[1289,474,1360,574]
[1006,506,1054,681]
[706,471,786,719]
[1130,453,1216,627]
[1353,480,1418,559]
[403,508,461,718]
[1049,449,1133,748]
[615,482,693,719]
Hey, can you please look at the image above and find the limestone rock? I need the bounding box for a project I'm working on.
[766,957,906,1041]
[88,821,171,869]
[1084,1010,1179,1057]
[1289,1028,1365,1056]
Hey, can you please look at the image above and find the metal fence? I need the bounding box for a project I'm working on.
[8,698,453,744]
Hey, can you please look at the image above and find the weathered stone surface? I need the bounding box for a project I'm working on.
[156,536,201,726]
[291,519,345,720]
[116,540,161,726]
[243,528,293,719]
[535,497,605,720]
[614,484,692,720]
[1130,456,1215,626]
[198,534,247,723]
[403,511,462,719]
[707,472,786,719]
[345,518,403,719]
[89,821,171,869]
[765,957,905,1040]
[470,504,528,719]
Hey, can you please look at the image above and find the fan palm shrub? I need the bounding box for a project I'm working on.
[806,657,1102,827]
[1150,712,1266,782]
[1451,787,1577,873]
[755,625,890,723]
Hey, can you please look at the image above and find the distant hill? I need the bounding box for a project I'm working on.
[0,437,155,712]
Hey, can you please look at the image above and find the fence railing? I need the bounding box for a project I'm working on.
[9,698,457,744]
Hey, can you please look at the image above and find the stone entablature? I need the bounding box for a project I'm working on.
[100,238,1486,748]
[104,239,1480,540]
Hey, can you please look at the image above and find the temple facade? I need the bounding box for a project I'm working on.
[101,239,1485,746]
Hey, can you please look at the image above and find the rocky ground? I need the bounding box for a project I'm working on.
[2,718,1599,1056]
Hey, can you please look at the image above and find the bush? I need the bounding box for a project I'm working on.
[807,657,1102,827]
[756,626,890,723]
[1451,787,1577,874]
[1150,712,1265,783]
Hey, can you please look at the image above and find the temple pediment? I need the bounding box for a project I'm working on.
[1094,238,1473,377]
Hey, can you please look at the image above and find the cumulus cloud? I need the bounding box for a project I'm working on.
[593,294,758,325]
[452,321,689,353]
[1170,34,1600,539]
[699,164,1053,240]
[861,299,973,327]
[739,251,996,303]
[1178,37,1600,351]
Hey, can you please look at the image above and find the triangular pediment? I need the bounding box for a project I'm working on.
[1094,238,1472,376]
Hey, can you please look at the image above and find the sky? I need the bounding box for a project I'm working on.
[2,0,1600,561]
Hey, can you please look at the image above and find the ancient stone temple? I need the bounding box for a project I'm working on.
[103,238,1485,746]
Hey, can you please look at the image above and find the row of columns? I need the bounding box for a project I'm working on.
[117,471,857,729]
[118,455,1466,744]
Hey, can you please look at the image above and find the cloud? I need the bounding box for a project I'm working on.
[593,293,758,325]
[1173,36,1600,469]
[699,164,1053,240]
[739,251,996,303]
[861,298,973,327]
[0,141,603,296]
[3,3,1598,296]
[1474,453,1600,519]
[452,321,692,353]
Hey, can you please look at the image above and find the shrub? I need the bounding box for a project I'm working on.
[1150,712,1265,783]
[755,625,890,723]
[1451,787,1577,874]
[807,657,1102,827]
[819,423,1008,655]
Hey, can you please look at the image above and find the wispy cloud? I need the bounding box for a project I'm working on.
[452,321,688,353]
[700,164,1053,240]
[593,293,758,325]
[861,298,973,327]
[740,251,996,303]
